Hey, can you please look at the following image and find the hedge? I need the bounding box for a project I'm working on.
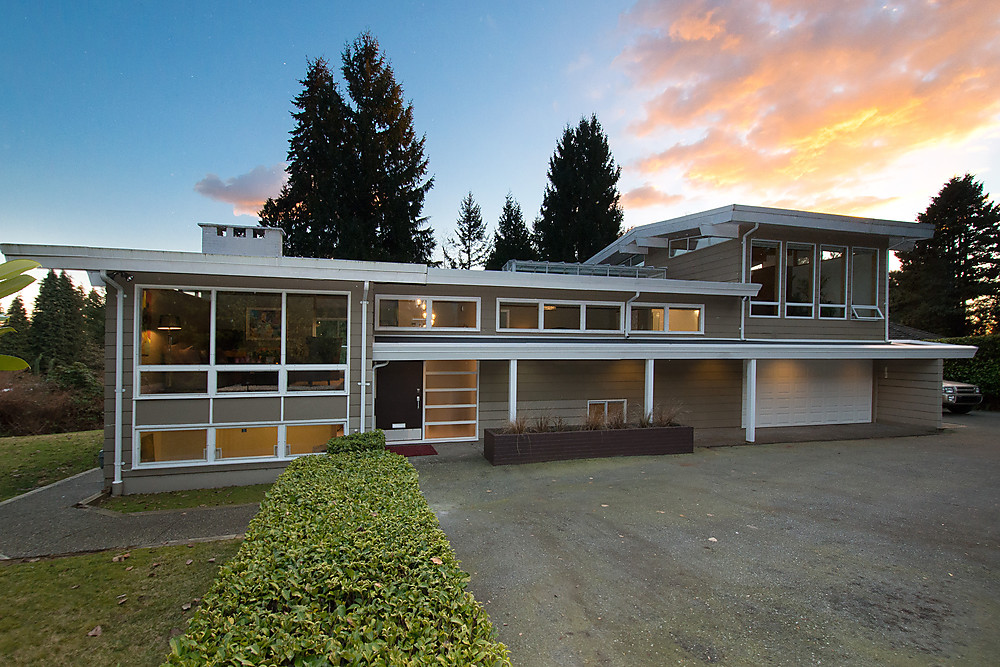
[165,450,509,666]
[326,429,387,454]
[941,334,1000,408]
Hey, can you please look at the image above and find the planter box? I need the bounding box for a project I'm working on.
[483,425,694,466]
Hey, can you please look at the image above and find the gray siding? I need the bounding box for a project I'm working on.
[875,359,942,429]
[648,239,742,282]
[653,359,744,428]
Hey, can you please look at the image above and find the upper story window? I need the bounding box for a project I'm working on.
[497,300,625,332]
[628,304,703,333]
[819,246,847,319]
[750,241,780,317]
[376,296,479,330]
[851,248,883,319]
[785,243,815,318]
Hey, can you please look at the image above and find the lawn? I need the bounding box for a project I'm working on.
[0,430,102,502]
[101,484,271,513]
[0,539,242,666]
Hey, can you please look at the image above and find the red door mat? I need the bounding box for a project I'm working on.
[385,444,438,457]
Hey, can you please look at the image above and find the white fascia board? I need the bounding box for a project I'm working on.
[373,340,978,362]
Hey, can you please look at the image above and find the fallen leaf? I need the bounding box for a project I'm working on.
[186,559,194,565]
[117,598,127,605]
[708,537,718,542]
[151,562,161,568]
[601,504,608,507]
[87,626,102,637]
[71,584,80,589]
[207,558,215,563]
[181,603,192,611]
[125,566,133,571]
[431,557,443,565]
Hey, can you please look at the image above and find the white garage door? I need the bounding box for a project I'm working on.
[754,359,873,427]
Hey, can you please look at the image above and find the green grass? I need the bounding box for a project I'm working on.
[0,430,103,502]
[0,539,242,666]
[100,484,271,513]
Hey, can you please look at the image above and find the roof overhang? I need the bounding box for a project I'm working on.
[587,204,934,265]
[0,243,759,297]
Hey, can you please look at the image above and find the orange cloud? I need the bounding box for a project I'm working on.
[617,0,1000,213]
[194,164,287,216]
[621,184,685,209]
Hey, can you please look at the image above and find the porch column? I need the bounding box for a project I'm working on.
[508,359,518,422]
[745,358,757,443]
[644,359,655,418]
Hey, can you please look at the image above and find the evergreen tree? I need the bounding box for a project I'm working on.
[486,193,537,270]
[261,33,435,263]
[890,174,1000,336]
[535,114,623,262]
[28,270,84,373]
[0,296,31,363]
[82,288,106,350]
[443,192,490,269]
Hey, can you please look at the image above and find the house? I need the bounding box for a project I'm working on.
[0,205,976,494]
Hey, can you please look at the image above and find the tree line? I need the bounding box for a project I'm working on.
[261,32,624,270]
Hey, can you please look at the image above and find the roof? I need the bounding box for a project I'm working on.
[0,243,760,298]
[586,204,934,265]
[888,321,943,341]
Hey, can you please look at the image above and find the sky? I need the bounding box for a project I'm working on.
[2,0,999,306]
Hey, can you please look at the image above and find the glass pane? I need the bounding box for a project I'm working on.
[820,246,846,306]
[588,402,606,421]
[585,305,621,330]
[217,371,279,392]
[287,423,344,456]
[287,370,345,391]
[286,294,348,364]
[426,359,477,373]
[140,289,210,365]
[378,299,426,328]
[750,303,779,317]
[750,242,779,303]
[543,304,581,330]
[607,400,625,422]
[424,423,476,439]
[852,249,878,307]
[139,430,207,463]
[631,306,665,331]
[216,426,278,459]
[431,300,477,328]
[786,244,813,304]
[216,292,281,364]
[424,389,477,406]
[820,305,847,318]
[140,371,208,395]
[668,308,701,332]
[425,406,476,423]
[499,302,538,329]
[426,373,477,389]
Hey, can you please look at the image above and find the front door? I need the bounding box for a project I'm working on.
[375,361,423,440]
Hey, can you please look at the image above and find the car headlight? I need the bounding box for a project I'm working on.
[944,386,955,393]
[974,387,981,393]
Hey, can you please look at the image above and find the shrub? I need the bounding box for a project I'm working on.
[941,334,1000,408]
[326,428,386,454]
[0,371,103,436]
[166,451,509,666]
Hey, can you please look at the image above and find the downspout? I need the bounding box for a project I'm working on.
[99,270,125,494]
[624,290,641,338]
[739,223,761,341]
[359,280,370,433]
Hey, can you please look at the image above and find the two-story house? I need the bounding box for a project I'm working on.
[1,205,975,494]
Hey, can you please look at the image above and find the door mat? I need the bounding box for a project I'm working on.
[385,444,438,457]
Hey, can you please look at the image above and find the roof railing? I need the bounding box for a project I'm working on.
[501,259,667,279]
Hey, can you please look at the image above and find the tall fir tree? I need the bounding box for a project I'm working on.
[261,32,434,263]
[486,192,537,270]
[0,296,31,363]
[890,174,1000,336]
[535,114,624,262]
[443,192,490,269]
[28,270,84,373]
[82,288,106,350]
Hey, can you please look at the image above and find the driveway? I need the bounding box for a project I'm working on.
[414,413,1000,666]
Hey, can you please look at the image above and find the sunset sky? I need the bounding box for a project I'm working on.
[2,0,999,301]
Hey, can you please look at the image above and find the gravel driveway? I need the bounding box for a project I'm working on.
[414,413,1000,666]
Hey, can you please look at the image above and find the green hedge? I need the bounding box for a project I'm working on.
[326,428,387,454]
[166,451,509,666]
[940,335,1000,407]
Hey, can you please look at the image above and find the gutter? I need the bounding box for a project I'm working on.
[98,270,125,495]
[359,280,370,433]
[624,291,641,338]
[739,223,760,341]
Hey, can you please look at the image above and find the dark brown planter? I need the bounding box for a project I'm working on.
[483,425,694,466]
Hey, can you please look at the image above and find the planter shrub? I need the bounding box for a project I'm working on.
[326,428,387,454]
[166,451,509,666]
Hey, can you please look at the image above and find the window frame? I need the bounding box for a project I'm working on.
[374,295,481,332]
[748,240,782,318]
[819,245,848,320]
[850,247,884,320]
[626,302,705,335]
[587,399,627,423]
[496,298,627,333]
[784,242,816,319]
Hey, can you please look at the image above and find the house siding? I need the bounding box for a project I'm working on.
[653,359,744,428]
[875,358,942,429]
[646,239,742,282]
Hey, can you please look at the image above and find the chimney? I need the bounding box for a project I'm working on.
[198,223,284,257]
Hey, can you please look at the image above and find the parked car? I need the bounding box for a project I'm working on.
[942,380,982,414]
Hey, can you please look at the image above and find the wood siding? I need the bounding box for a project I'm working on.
[875,359,942,429]
[647,239,742,282]
[653,359,744,428]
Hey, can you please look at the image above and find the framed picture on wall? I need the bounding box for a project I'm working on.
[246,308,280,340]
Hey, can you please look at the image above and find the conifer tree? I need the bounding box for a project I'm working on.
[28,270,84,373]
[535,114,623,262]
[0,296,31,363]
[891,174,1000,336]
[486,193,537,270]
[443,192,490,269]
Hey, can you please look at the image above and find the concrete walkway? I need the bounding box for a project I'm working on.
[0,469,257,559]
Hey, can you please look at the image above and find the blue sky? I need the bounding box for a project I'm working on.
[2,1,999,304]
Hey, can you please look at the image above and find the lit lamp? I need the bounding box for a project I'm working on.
[157,315,182,364]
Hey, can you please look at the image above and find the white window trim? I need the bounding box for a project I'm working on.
[850,247,884,320]
[784,242,816,319]
[374,294,481,332]
[818,245,849,320]
[749,240,782,319]
[587,399,627,420]
[496,298,627,333]
[626,302,705,335]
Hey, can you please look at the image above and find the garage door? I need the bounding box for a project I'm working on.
[753,359,873,427]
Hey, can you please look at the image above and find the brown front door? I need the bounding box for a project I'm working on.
[375,361,423,431]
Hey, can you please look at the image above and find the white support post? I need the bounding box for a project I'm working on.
[644,359,654,419]
[745,358,757,443]
[508,359,518,422]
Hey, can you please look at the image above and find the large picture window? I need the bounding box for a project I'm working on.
[785,243,814,318]
[750,241,780,317]
[819,246,847,319]
[376,296,479,330]
[286,294,348,364]
[851,248,883,319]
[140,289,211,365]
[498,300,626,333]
[216,291,282,365]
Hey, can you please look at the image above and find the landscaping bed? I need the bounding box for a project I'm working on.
[484,424,694,465]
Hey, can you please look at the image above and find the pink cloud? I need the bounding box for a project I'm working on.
[194,164,287,216]
[621,184,685,209]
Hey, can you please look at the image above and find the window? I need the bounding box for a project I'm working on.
[216,370,279,393]
[139,429,208,463]
[543,304,581,330]
[233,227,246,238]
[377,297,478,330]
[631,306,665,332]
[286,294,348,364]
[140,289,211,365]
[750,241,780,317]
[851,248,882,319]
[785,243,815,318]
[216,291,282,364]
[629,304,703,334]
[588,399,626,424]
[424,360,478,440]
[286,423,344,456]
[215,426,278,459]
[668,307,702,332]
[498,301,539,329]
[819,246,847,318]
[139,371,208,395]
[584,305,622,331]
